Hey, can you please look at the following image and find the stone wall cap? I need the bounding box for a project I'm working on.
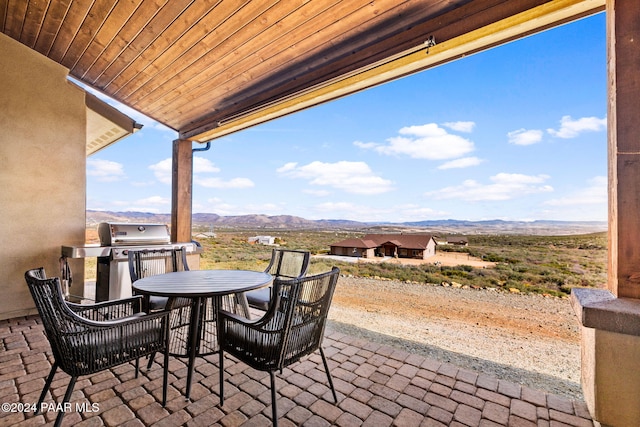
[571,288,640,337]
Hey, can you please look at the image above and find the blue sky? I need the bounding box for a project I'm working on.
[86,13,607,223]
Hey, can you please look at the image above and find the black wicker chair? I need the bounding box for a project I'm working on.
[128,247,190,312]
[25,268,170,427]
[218,267,340,426]
[245,249,311,313]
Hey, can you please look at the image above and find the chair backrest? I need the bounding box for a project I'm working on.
[128,247,189,282]
[266,267,340,369]
[26,268,168,379]
[264,249,310,279]
[24,268,88,371]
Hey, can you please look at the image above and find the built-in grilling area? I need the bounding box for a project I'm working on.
[62,222,200,302]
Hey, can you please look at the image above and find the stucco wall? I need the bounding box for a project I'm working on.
[425,240,436,258]
[0,33,86,320]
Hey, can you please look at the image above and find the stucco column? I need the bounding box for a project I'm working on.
[571,2,640,426]
[171,139,193,244]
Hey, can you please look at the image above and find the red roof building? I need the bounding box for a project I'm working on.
[330,234,437,259]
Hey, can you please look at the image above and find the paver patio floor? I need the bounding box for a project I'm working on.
[0,315,594,426]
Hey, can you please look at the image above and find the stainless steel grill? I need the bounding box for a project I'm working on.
[98,222,171,247]
[62,222,199,302]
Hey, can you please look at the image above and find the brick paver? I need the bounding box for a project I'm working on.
[0,315,595,426]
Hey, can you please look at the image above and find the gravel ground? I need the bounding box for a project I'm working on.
[325,275,583,400]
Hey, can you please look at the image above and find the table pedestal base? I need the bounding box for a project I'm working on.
[167,294,250,399]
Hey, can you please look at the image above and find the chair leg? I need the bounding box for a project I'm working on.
[147,351,156,369]
[319,347,338,403]
[162,313,171,407]
[54,376,77,427]
[35,362,58,414]
[270,371,278,427]
[135,357,140,378]
[162,347,169,405]
[235,292,251,318]
[218,350,225,406]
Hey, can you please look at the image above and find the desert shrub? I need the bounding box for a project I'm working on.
[129,228,607,296]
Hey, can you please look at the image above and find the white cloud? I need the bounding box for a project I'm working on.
[508,129,543,146]
[107,198,166,212]
[122,206,164,213]
[193,156,220,173]
[303,189,331,196]
[278,161,393,194]
[310,202,448,222]
[151,156,252,189]
[131,180,156,187]
[202,197,237,215]
[438,157,483,170]
[393,204,449,220]
[312,202,379,220]
[353,141,379,149]
[314,201,360,212]
[443,121,475,133]
[547,115,606,139]
[426,173,553,201]
[544,176,607,206]
[197,198,285,216]
[359,123,475,160]
[134,196,170,206]
[195,177,255,189]
[87,159,126,182]
[193,157,254,188]
[244,203,285,213]
[276,162,297,173]
[149,158,172,184]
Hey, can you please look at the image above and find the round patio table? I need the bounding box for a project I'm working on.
[132,269,272,399]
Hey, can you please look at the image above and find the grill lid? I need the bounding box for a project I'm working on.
[98,222,171,246]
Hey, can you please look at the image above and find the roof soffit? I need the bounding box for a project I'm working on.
[85,91,140,155]
[0,0,605,146]
[184,0,604,142]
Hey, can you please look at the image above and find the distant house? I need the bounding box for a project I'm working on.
[435,236,469,246]
[330,234,437,259]
[248,235,276,245]
[446,236,469,246]
[193,231,216,239]
[329,238,379,258]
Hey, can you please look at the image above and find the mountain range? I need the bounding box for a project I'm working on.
[86,210,607,235]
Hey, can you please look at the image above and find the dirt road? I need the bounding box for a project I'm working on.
[327,275,582,399]
[316,251,495,268]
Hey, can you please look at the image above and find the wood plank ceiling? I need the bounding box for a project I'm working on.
[0,0,604,144]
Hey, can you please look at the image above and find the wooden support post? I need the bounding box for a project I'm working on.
[171,139,193,243]
[608,0,640,299]
[571,2,640,425]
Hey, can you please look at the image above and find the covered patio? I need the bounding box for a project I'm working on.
[1,314,594,426]
[2,0,640,425]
